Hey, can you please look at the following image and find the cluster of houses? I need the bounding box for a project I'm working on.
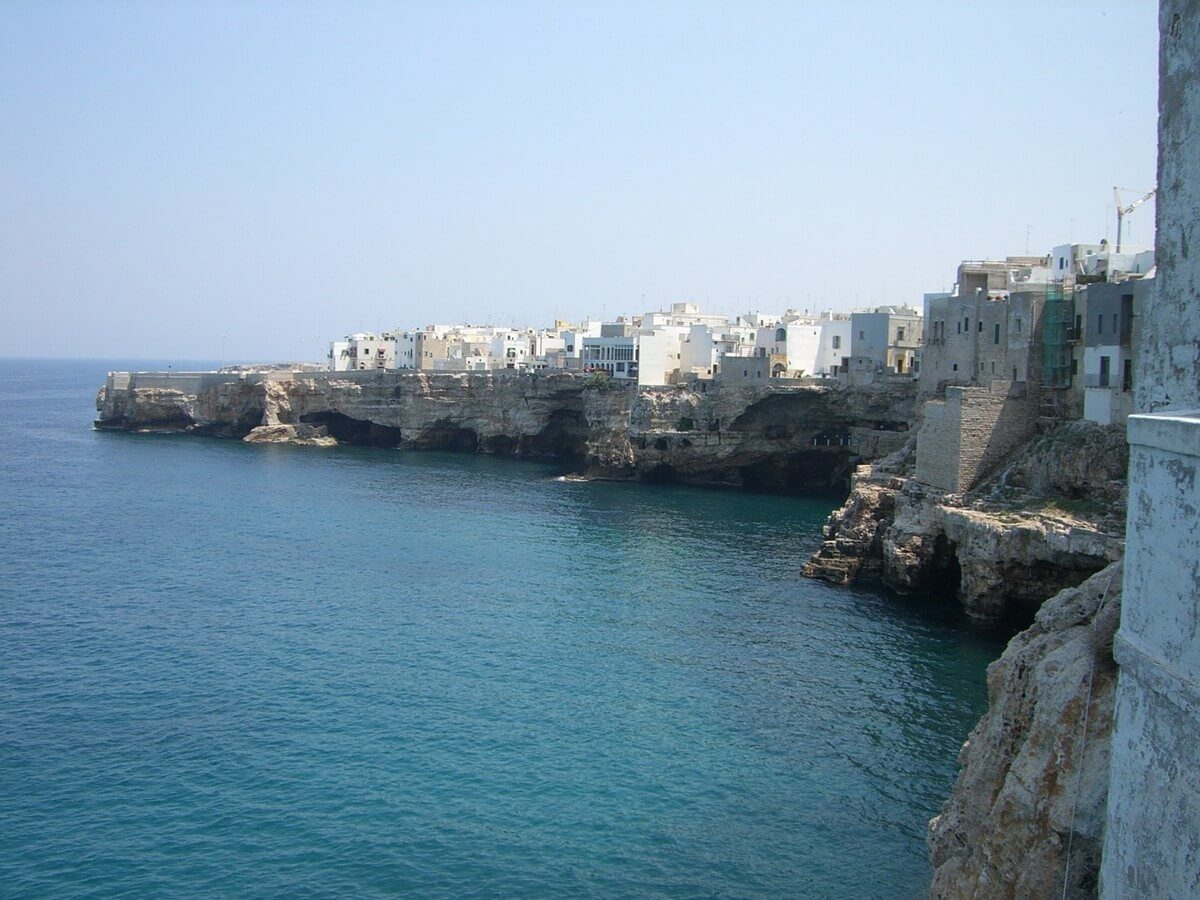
[919,238,1155,426]
[329,301,922,388]
[329,235,1155,426]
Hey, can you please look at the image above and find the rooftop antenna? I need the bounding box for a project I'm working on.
[1025,225,1032,255]
[1114,186,1156,253]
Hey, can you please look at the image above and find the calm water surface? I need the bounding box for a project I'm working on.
[0,360,1004,898]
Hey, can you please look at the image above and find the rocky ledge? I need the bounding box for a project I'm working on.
[243,423,338,447]
[803,420,1128,625]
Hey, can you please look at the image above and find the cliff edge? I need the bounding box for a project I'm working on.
[928,563,1122,898]
[95,370,917,495]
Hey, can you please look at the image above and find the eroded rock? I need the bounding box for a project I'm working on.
[928,562,1123,899]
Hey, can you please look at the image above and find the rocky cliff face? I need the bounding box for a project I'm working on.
[96,371,916,494]
[928,562,1122,898]
[805,420,1127,625]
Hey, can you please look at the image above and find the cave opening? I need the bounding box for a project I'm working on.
[412,422,480,452]
[644,463,679,484]
[526,408,589,461]
[927,533,963,603]
[737,450,852,496]
[299,412,404,447]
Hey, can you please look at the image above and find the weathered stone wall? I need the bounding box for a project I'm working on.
[1100,4,1200,895]
[1103,414,1200,897]
[915,383,1037,493]
[1136,0,1200,414]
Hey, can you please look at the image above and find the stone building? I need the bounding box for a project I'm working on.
[848,306,923,376]
[920,261,1050,398]
[1081,279,1155,425]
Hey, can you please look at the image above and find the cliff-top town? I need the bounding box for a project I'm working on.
[14,1,1198,897]
[325,238,1154,430]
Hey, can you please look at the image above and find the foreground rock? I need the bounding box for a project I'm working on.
[243,423,337,447]
[804,420,1126,625]
[928,562,1122,898]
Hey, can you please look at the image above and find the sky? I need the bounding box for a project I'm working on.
[0,0,1161,362]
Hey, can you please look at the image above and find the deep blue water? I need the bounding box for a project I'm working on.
[0,359,1003,898]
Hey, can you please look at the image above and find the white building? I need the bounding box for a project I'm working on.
[328,332,394,371]
[814,316,852,375]
[328,340,351,371]
[644,301,728,329]
[490,331,534,369]
[636,326,689,386]
[581,335,638,380]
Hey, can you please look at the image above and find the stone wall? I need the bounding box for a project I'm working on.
[915,382,1037,493]
[1100,3,1200,895]
[1137,0,1200,414]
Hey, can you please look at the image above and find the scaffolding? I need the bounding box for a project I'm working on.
[1042,286,1076,390]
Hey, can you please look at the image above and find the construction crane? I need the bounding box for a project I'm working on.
[1114,186,1156,252]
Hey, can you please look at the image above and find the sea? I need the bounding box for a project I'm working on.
[0,359,1005,898]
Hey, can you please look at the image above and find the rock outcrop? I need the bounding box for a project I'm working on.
[96,370,918,494]
[805,420,1127,625]
[243,423,338,447]
[928,562,1123,898]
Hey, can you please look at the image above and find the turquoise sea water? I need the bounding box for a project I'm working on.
[0,360,1004,898]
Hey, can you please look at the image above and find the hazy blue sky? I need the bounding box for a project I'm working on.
[1,1,1159,362]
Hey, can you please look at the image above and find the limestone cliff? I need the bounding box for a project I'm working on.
[928,563,1122,898]
[805,420,1127,624]
[96,371,916,494]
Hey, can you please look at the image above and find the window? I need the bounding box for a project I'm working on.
[858,330,865,340]
[616,362,625,372]
[775,328,787,342]
[1071,358,1078,376]
[1074,314,1082,336]
[1016,318,1022,333]
[1123,359,1133,392]
[1100,355,1111,387]
[964,317,970,331]
[957,322,962,334]
[832,335,841,349]
[897,327,905,342]
[952,363,958,372]
[1012,366,1017,381]
[1098,314,1104,335]
[994,323,1001,345]
[566,344,573,353]
[991,362,995,374]
[1113,313,1119,334]
[978,320,983,333]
